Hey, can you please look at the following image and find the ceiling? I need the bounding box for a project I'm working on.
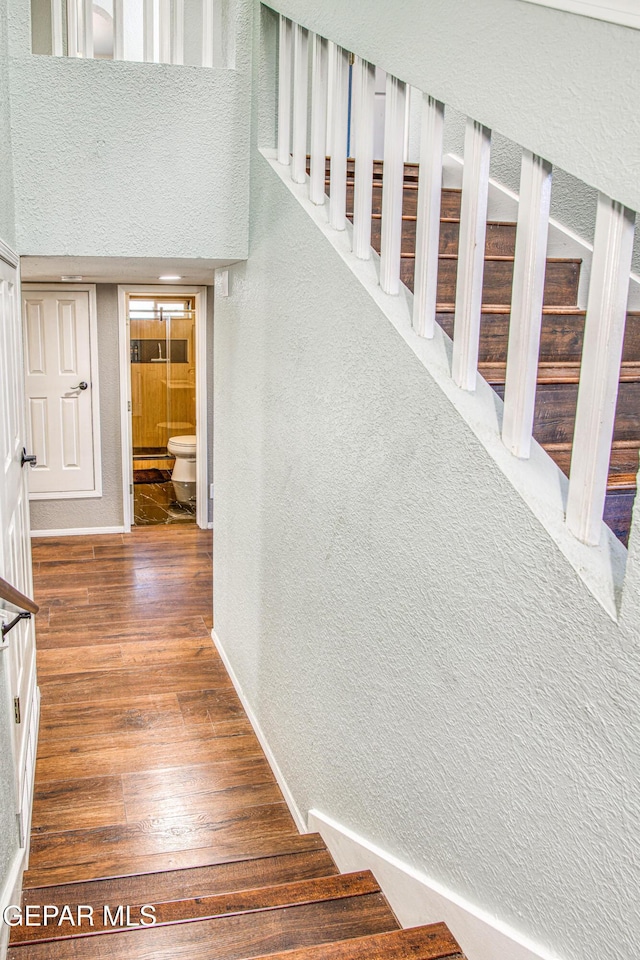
[20,256,240,284]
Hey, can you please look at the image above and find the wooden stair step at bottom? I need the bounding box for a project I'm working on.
[10,872,380,945]
[7,887,400,959]
[22,831,329,890]
[21,849,339,912]
[251,924,465,960]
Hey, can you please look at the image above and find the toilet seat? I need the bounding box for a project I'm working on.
[167,435,196,457]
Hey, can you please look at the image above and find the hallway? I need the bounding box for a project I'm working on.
[25,525,302,887]
[6,526,464,959]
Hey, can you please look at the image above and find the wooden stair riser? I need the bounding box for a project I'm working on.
[366,218,518,257]
[492,381,640,446]
[436,312,640,365]
[403,258,580,306]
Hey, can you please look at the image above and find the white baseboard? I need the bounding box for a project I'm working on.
[30,526,126,538]
[211,629,307,834]
[0,848,24,960]
[308,810,561,960]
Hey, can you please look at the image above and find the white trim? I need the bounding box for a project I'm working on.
[0,240,18,269]
[308,809,561,960]
[117,285,209,533]
[31,525,126,537]
[518,0,640,30]
[0,847,25,958]
[211,629,307,834]
[262,148,626,619]
[195,288,209,530]
[22,284,103,503]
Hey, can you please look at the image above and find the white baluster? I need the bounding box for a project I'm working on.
[202,0,214,67]
[502,151,553,458]
[380,75,407,295]
[451,118,491,390]
[412,95,444,337]
[171,0,184,64]
[566,195,635,545]
[113,0,124,59]
[328,43,349,231]
[143,0,155,61]
[52,0,63,55]
[352,56,375,260]
[66,0,79,56]
[277,16,293,165]
[291,24,309,185]
[81,0,93,57]
[158,0,171,63]
[309,34,328,205]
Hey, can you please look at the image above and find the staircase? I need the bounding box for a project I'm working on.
[9,847,465,959]
[330,158,638,547]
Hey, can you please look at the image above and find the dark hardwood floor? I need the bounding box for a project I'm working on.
[28,525,302,887]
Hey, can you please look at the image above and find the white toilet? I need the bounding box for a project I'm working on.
[167,435,197,505]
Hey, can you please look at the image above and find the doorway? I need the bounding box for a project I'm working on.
[118,285,208,530]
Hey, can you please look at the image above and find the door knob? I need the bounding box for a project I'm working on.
[21,448,37,468]
[71,381,88,391]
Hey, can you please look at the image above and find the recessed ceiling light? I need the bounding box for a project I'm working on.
[61,275,83,281]
[159,275,182,281]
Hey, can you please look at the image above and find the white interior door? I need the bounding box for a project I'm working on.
[0,253,39,854]
[23,287,100,498]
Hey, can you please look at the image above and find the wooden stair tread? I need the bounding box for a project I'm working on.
[7,890,400,959]
[22,832,330,889]
[10,872,380,945]
[21,848,339,907]
[249,925,465,960]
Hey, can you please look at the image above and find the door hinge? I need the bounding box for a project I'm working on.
[130,483,133,495]
[127,400,132,412]
[13,697,20,724]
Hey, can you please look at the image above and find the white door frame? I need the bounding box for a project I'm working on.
[21,283,102,501]
[117,284,208,531]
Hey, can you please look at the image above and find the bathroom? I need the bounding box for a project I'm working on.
[129,294,197,525]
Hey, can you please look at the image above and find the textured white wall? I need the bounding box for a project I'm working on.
[267,0,640,215]
[213,16,640,949]
[6,0,252,260]
[0,0,15,247]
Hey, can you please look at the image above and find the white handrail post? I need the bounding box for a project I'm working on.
[143,0,155,61]
[291,24,309,185]
[502,150,553,457]
[451,118,491,390]
[67,0,79,56]
[566,195,635,545]
[352,56,375,260]
[171,0,184,64]
[412,94,444,337]
[277,16,293,165]
[81,0,93,57]
[202,0,214,67]
[309,34,328,205]
[113,0,124,60]
[158,0,171,63]
[328,43,349,231]
[380,74,407,295]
